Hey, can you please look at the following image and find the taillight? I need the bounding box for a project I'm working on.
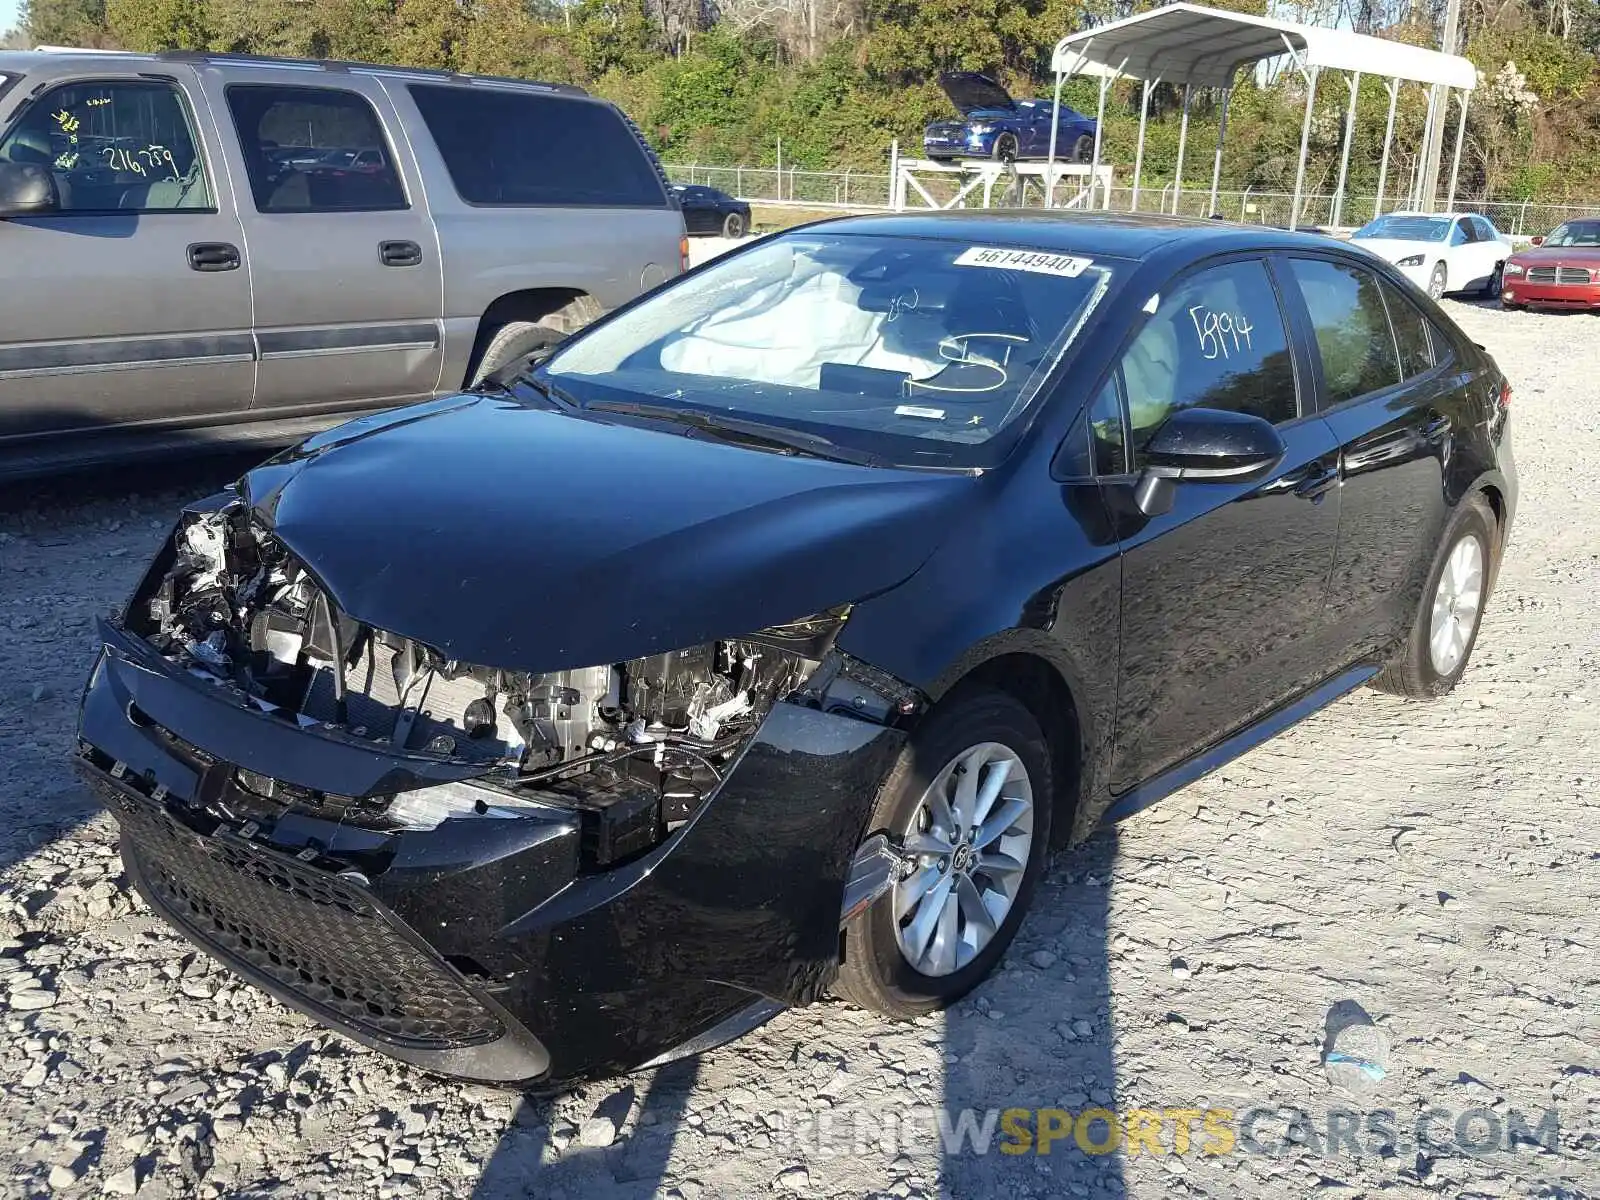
[1499,380,1512,411]
[680,236,690,274]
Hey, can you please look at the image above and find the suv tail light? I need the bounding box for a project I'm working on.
[1499,380,1512,411]
[680,235,690,274]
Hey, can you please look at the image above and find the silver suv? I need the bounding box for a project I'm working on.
[0,50,686,478]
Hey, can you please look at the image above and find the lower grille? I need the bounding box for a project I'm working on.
[118,796,501,1048]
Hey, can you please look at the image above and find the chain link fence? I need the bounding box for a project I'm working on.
[666,161,1600,236]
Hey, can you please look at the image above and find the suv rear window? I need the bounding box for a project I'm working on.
[407,84,666,209]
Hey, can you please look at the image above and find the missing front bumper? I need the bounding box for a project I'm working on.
[77,630,913,1085]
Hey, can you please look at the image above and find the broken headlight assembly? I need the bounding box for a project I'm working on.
[122,501,858,867]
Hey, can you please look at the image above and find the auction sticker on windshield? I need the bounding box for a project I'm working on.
[954,247,1094,277]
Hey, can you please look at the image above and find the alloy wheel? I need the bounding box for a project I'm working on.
[1428,263,1447,299]
[892,742,1035,977]
[1428,533,1485,676]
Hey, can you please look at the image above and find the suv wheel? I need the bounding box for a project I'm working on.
[835,687,1053,1019]
[470,321,565,389]
[1371,495,1496,699]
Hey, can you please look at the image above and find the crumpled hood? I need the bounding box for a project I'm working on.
[1350,237,1442,263]
[238,395,975,672]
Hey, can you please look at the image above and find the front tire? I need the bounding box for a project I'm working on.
[1427,262,1448,300]
[1371,495,1496,699]
[835,687,1053,1019]
[992,134,1019,165]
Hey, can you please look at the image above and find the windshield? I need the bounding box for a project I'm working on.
[1354,215,1451,242]
[543,232,1114,468]
[1544,220,1600,247]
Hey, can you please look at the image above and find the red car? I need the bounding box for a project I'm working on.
[1502,218,1600,310]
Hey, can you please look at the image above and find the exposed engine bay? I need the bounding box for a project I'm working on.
[128,501,842,865]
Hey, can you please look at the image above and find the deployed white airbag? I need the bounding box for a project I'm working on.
[660,256,945,388]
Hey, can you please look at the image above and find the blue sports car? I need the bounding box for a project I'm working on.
[923,71,1098,164]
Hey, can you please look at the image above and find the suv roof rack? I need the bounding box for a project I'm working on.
[150,49,589,96]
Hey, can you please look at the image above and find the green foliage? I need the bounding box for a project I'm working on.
[22,0,110,46]
[106,0,206,50]
[19,0,1600,202]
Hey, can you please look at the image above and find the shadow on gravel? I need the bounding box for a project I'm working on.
[0,442,277,880]
[469,831,1124,1199]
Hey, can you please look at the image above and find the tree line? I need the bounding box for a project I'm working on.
[8,0,1600,203]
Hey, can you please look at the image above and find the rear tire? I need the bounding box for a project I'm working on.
[469,321,566,389]
[1071,134,1094,163]
[1371,495,1496,700]
[722,211,746,238]
[1482,263,1503,298]
[834,687,1053,1019]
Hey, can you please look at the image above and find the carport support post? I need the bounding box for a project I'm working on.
[1331,71,1360,229]
[1373,78,1401,221]
[1090,57,1127,212]
[1045,66,1066,208]
[1290,65,1319,231]
[1172,83,1192,215]
[1209,82,1233,216]
[1446,90,1469,211]
[1131,77,1157,212]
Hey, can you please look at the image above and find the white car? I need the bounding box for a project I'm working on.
[1349,212,1513,300]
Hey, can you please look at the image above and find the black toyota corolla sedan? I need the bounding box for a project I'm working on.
[77,212,1516,1089]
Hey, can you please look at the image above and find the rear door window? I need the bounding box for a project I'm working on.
[407,84,667,208]
[1286,257,1402,405]
[1114,258,1298,466]
[1378,280,1435,380]
[227,85,406,213]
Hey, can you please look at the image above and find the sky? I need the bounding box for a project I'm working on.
[1,0,19,37]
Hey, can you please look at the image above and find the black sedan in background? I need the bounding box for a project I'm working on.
[671,182,751,237]
[77,212,1515,1089]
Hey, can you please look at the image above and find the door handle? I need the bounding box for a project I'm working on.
[187,242,240,272]
[1292,464,1340,501]
[379,240,423,267]
[1262,459,1340,501]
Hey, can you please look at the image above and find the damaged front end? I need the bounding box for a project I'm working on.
[78,492,918,1085]
[129,495,849,865]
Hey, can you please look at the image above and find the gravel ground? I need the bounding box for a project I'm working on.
[0,301,1596,1200]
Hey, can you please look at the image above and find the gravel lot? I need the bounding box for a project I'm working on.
[0,301,1596,1200]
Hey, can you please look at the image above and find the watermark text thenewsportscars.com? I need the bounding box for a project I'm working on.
[759,1104,1569,1161]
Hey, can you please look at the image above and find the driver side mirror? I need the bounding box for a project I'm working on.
[0,162,59,219]
[1530,235,1544,246]
[1133,407,1286,517]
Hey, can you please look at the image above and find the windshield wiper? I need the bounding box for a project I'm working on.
[583,399,886,467]
[506,370,579,412]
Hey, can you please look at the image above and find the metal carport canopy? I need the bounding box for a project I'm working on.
[1043,3,1478,226]
[1051,3,1476,91]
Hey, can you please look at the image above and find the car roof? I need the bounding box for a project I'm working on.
[0,48,590,97]
[802,210,1347,262]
